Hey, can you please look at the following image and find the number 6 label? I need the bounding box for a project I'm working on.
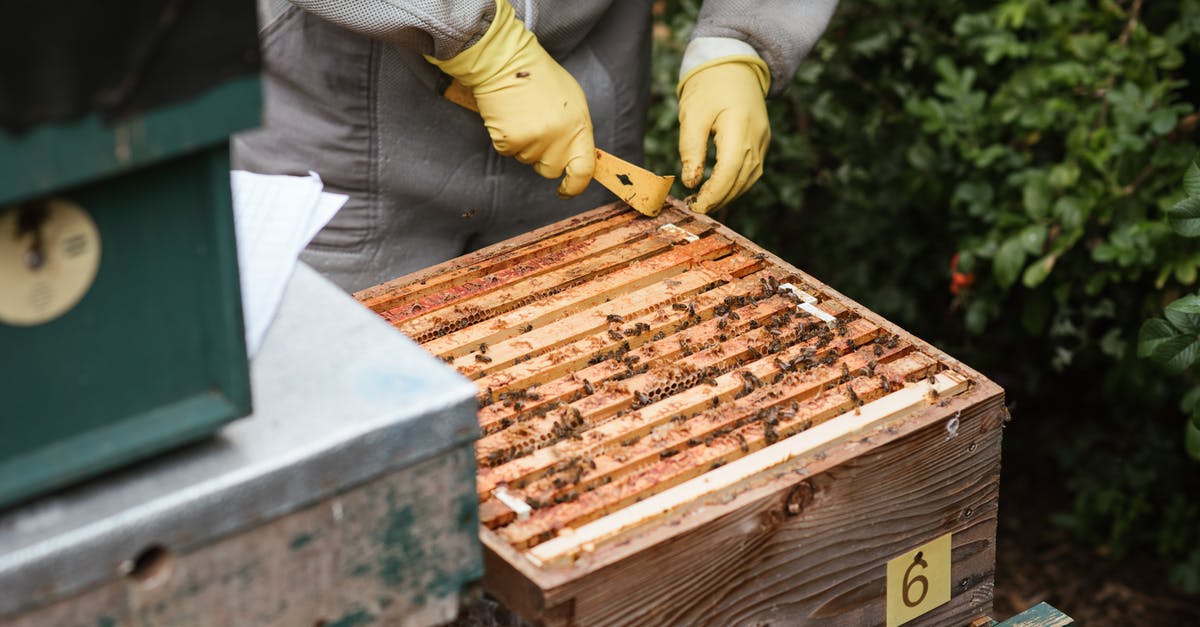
[886,533,951,627]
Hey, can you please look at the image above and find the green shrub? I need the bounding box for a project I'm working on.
[1139,158,1200,461]
[648,0,1200,589]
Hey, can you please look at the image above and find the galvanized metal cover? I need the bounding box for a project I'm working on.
[0,263,479,617]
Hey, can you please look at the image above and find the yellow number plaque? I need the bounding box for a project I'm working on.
[886,533,951,627]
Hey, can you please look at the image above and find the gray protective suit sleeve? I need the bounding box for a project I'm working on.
[285,0,494,59]
[694,0,839,94]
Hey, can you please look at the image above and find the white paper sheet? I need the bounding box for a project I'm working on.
[231,170,347,356]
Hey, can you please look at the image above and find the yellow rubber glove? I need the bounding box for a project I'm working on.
[426,0,595,198]
[677,57,771,214]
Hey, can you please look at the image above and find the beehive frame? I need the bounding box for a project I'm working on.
[356,200,1005,626]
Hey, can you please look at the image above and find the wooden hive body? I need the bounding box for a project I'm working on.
[356,200,1005,626]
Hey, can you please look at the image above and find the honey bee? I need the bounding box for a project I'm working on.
[475,354,493,363]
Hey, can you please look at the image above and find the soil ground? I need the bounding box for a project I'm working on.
[992,421,1200,626]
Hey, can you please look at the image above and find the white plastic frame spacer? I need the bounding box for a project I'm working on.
[493,485,532,520]
[659,223,699,243]
[778,282,835,323]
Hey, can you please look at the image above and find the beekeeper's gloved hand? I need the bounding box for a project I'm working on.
[426,0,595,198]
[677,39,772,214]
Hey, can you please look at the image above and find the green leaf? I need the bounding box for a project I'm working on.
[1018,224,1048,255]
[1168,196,1200,237]
[1053,196,1086,231]
[1185,159,1200,198]
[1151,108,1178,135]
[1186,420,1200,461]
[1048,162,1080,189]
[1152,334,1200,373]
[1165,294,1200,333]
[1138,317,1182,358]
[1099,328,1126,359]
[965,299,989,335]
[994,237,1026,288]
[1179,386,1200,414]
[1022,178,1051,219]
[1176,262,1198,286]
[1022,253,1056,288]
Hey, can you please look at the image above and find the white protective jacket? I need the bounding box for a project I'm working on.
[235,0,837,292]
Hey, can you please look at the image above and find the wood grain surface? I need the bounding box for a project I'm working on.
[357,199,1006,626]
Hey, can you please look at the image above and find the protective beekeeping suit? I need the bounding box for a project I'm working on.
[234,0,838,292]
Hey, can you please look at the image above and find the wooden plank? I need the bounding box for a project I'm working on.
[507,357,952,552]
[466,270,816,393]
[995,602,1074,627]
[487,380,1004,627]
[385,216,704,341]
[432,251,763,369]
[474,283,795,405]
[421,235,740,358]
[452,266,783,382]
[354,200,1006,626]
[474,315,876,497]
[492,341,918,517]
[6,445,481,627]
[355,203,633,312]
[472,306,869,465]
[476,341,917,529]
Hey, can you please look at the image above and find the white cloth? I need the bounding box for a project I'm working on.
[231,170,347,356]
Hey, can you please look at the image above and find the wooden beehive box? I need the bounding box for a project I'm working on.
[355,200,1005,626]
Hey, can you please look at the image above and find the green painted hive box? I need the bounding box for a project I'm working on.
[0,4,260,508]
